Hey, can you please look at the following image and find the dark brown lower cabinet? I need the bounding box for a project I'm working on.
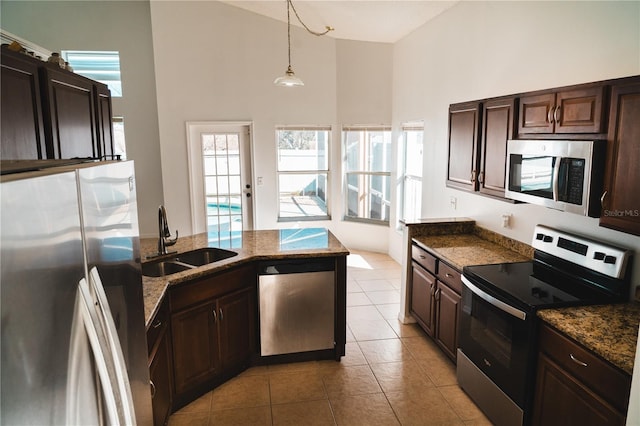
[147,297,173,426]
[169,264,256,409]
[409,242,461,363]
[149,327,173,426]
[434,282,460,361]
[533,324,631,426]
[410,262,436,336]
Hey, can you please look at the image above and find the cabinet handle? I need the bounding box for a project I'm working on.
[445,273,454,279]
[569,353,588,367]
[470,170,477,183]
[430,282,435,295]
[152,320,162,329]
[435,288,441,301]
[600,191,607,208]
[554,106,561,123]
[212,308,217,323]
[419,255,426,260]
[547,106,554,124]
[478,171,484,184]
[219,308,224,322]
[150,380,156,399]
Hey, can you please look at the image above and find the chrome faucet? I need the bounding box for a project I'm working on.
[157,205,178,256]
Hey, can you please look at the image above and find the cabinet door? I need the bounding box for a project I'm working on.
[217,287,253,372]
[600,81,640,236]
[447,102,481,191]
[555,86,605,134]
[519,93,555,134]
[532,353,625,426]
[171,300,220,394]
[410,263,436,337]
[149,327,173,426]
[1,50,46,159]
[435,282,460,362]
[95,83,114,159]
[42,66,99,159]
[480,97,516,198]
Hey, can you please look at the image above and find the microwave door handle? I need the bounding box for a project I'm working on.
[461,276,527,320]
[88,267,137,426]
[552,157,561,202]
[74,278,123,425]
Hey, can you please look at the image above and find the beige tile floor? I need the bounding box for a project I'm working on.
[168,250,491,425]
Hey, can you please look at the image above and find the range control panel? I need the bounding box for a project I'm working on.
[532,224,631,279]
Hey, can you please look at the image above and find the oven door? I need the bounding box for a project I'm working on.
[458,276,535,409]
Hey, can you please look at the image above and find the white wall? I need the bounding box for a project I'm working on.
[150,1,393,251]
[1,0,164,237]
[390,1,640,292]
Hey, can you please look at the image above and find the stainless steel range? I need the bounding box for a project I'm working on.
[457,225,633,426]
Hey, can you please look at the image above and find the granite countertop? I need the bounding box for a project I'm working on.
[538,303,640,375]
[141,228,349,328]
[412,231,532,270]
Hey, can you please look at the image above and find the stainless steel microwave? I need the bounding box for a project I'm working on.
[505,139,605,217]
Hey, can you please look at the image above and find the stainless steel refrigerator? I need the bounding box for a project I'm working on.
[1,160,152,425]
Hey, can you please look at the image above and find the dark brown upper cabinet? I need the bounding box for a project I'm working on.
[1,46,114,161]
[1,48,47,160]
[519,85,606,135]
[479,96,517,199]
[42,65,100,159]
[447,101,482,192]
[600,77,640,236]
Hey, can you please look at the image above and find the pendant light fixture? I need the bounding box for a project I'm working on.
[274,0,334,87]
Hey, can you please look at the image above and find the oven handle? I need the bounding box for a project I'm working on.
[461,276,527,321]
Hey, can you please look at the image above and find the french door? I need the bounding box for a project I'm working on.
[187,123,253,244]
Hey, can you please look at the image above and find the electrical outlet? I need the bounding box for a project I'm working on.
[257,176,263,186]
[450,196,457,210]
[502,213,512,228]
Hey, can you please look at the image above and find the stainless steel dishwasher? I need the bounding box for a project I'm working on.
[258,258,335,356]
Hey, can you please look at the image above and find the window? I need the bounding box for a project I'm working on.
[112,117,127,160]
[343,126,392,224]
[277,127,330,221]
[400,123,424,223]
[62,50,122,97]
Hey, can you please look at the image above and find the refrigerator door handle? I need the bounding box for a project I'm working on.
[88,267,137,425]
[71,277,124,425]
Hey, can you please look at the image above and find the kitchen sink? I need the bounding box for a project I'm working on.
[142,260,195,277]
[142,248,238,277]
[174,247,238,266]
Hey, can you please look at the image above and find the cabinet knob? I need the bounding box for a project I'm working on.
[554,106,561,123]
[569,353,588,367]
[150,380,156,398]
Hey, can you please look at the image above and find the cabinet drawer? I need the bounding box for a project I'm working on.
[411,244,437,273]
[437,262,462,294]
[539,324,631,413]
[147,296,170,354]
[170,264,256,312]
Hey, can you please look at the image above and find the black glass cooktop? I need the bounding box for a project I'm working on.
[461,261,613,312]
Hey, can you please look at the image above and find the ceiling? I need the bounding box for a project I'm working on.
[219,1,458,43]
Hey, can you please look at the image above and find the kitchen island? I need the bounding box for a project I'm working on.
[140,228,349,417]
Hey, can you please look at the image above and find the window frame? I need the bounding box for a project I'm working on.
[276,126,332,222]
[61,50,123,97]
[342,125,392,226]
[399,123,424,225]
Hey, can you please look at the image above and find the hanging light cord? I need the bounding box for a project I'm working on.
[288,0,334,37]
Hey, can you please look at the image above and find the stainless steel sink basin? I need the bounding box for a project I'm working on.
[174,247,238,266]
[142,260,194,277]
[142,248,238,277]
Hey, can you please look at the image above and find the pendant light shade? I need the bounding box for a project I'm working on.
[274,65,304,87]
[274,0,333,88]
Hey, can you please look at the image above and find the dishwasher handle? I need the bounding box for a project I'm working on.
[258,258,335,275]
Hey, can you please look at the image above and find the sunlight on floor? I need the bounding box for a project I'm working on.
[346,254,373,270]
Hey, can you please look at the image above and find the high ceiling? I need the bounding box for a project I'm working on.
[219,1,458,43]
